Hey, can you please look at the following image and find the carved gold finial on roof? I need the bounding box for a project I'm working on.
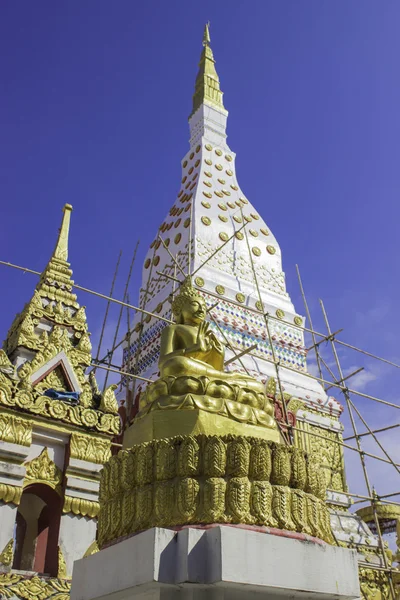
[203,22,211,46]
[53,204,73,262]
[191,23,226,117]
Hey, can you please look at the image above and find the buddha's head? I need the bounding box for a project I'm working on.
[171,277,207,325]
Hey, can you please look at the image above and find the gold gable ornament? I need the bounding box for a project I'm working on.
[0,539,13,567]
[23,447,63,495]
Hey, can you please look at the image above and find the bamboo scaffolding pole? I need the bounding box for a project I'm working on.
[207,312,253,378]
[379,492,400,500]
[319,299,396,600]
[127,236,160,420]
[0,260,174,325]
[3,257,400,373]
[91,362,153,383]
[240,208,292,441]
[225,343,258,366]
[306,329,344,351]
[191,222,250,277]
[94,250,122,371]
[347,396,400,477]
[158,234,186,278]
[296,265,325,388]
[188,193,194,276]
[103,242,139,391]
[324,367,364,392]
[344,422,400,441]
[4,251,397,411]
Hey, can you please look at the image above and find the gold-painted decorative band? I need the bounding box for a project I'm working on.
[97,435,333,549]
[0,574,71,597]
[63,496,100,518]
[0,413,32,447]
[0,483,22,505]
[0,387,119,436]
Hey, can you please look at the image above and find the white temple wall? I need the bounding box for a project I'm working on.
[0,502,17,553]
[59,512,97,576]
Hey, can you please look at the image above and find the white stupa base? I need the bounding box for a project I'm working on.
[71,525,360,600]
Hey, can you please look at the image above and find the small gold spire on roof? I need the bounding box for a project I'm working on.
[203,22,211,46]
[53,203,72,262]
[191,23,226,117]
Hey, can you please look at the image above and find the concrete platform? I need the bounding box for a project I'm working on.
[71,525,360,600]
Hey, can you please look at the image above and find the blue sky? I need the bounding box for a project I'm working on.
[1,2,399,515]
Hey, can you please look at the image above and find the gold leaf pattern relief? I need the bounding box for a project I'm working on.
[227,477,251,522]
[120,450,135,492]
[121,491,136,536]
[154,481,174,524]
[290,447,307,490]
[136,485,153,529]
[249,440,271,480]
[227,438,250,477]
[250,481,276,526]
[0,414,32,447]
[203,477,226,522]
[271,445,291,486]
[272,485,296,531]
[177,478,199,522]
[177,436,199,476]
[97,435,335,548]
[70,433,111,465]
[155,440,176,481]
[136,444,153,485]
[204,436,226,477]
[291,489,312,535]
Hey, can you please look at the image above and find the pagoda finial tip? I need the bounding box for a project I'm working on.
[203,22,211,46]
[53,204,72,262]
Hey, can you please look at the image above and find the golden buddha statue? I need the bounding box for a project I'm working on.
[133,278,277,435]
[159,279,265,397]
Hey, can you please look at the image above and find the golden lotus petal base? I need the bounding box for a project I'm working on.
[124,406,280,447]
[98,434,334,549]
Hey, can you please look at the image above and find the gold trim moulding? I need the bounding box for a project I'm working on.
[0,385,120,436]
[63,495,100,518]
[0,574,71,597]
[124,407,280,447]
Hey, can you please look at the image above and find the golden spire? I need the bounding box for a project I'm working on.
[3,204,80,356]
[191,23,226,117]
[53,203,72,262]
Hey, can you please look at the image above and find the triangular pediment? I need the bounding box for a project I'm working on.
[30,350,81,393]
